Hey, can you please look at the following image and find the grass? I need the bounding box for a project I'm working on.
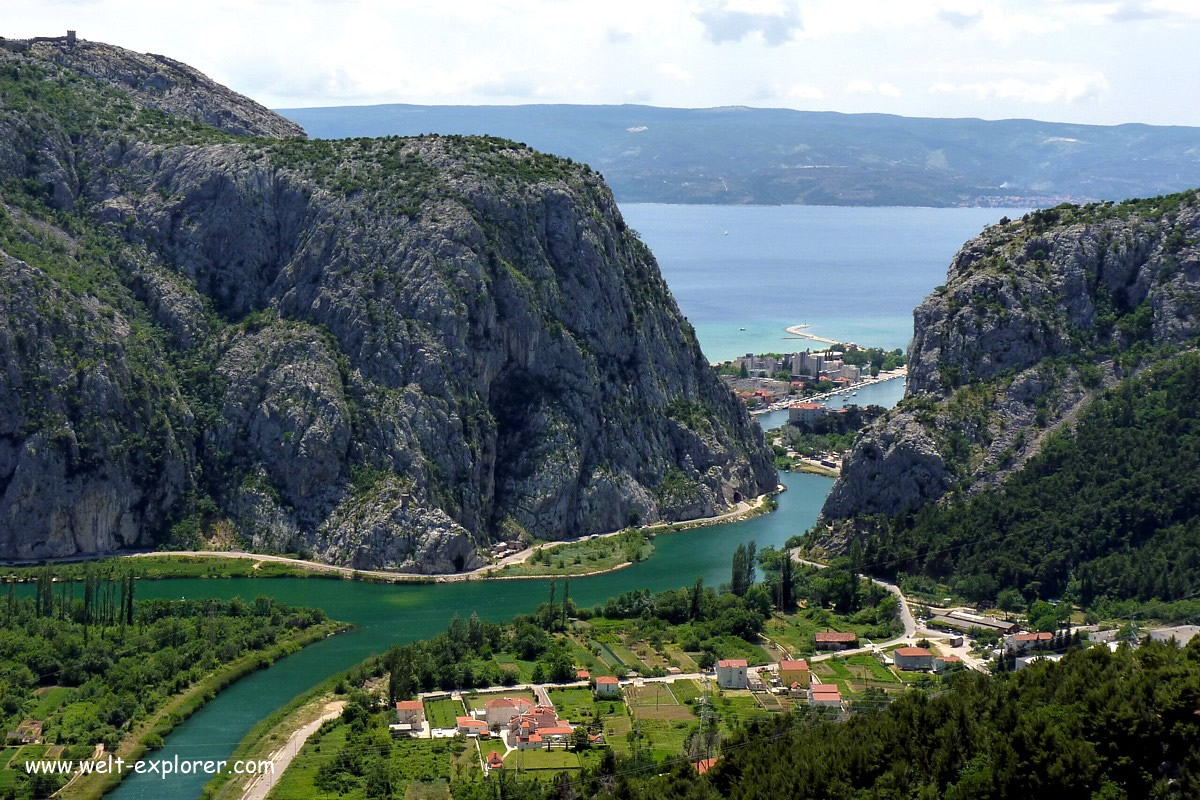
[30,686,72,718]
[504,749,582,771]
[626,684,678,707]
[547,688,594,722]
[424,698,464,729]
[664,646,698,671]
[631,718,695,759]
[669,680,705,706]
[489,530,652,578]
[764,607,879,657]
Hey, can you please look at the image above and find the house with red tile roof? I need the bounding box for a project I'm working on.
[933,655,963,672]
[815,631,858,650]
[894,647,933,670]
[778,659,810,688]
[394,700,425,729]
[594,675,621,697]
[1006,631,1054,652]
[457,716,488,735]
[716,659,749,689]
[576,669,591,680]
[484,696,533,727]
[695,757,720,774]
[486,751,504,772]
[808,682,842,707]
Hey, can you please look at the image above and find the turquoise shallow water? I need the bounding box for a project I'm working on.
[620,204,1027,362]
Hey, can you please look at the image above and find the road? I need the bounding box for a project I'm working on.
[791,553,916,644]
[240,700,344,800]
[108,492,776,584]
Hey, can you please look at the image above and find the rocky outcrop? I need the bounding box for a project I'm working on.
[24,36,304,139]
[0,38,775,569]
[822,197,1200,526]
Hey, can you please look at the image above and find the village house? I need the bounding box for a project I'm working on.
[893,647,933,671]
[393,700,425,732]
[808,683,842,707]
[6,720,42,745]
[486,751,504,773]
[484,696,533,728]
[457,716,488,736]
[575,669,591,680]
[933,655,963,672]
[815,631,858,650]
[778,659,810,688]
[516,732,543,750]
[1005,631,1054,653]
[716,659,749,689]
[594,675,621,697]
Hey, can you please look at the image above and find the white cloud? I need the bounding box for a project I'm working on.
[786,83,826,100]
[929,70,1109,104]
[1,0,1194,125]
[659,63,694,84]
[846,80,902,97]
[694,2,803,46]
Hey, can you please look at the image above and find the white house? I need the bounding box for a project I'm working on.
[594,676,621,697]
[394,701,425,731]
[716,659,748,689]
[457,716,488,736]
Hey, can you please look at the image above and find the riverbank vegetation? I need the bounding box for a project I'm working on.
[486,530,653,578]
[0,569,337,799]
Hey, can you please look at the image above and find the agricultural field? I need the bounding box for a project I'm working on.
[30,687,72,718]
[625,683,695,721]
[669,679,705,706]
[424,697,466,729]
[547,688,594,722]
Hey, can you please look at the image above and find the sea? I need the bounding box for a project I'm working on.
[620,204,1029,363]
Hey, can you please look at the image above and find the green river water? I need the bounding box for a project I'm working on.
[107,472,833,799]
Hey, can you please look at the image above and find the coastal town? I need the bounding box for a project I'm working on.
[716,345,908,415]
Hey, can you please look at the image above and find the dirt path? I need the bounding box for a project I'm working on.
[240,701,344,800]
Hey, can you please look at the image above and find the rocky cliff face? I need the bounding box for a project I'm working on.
[822,195,1200,528]
[0,36,775,570]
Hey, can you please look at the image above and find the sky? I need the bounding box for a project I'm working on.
[7,0,1200,126]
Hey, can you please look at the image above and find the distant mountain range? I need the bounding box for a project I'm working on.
[278,103,1200,207]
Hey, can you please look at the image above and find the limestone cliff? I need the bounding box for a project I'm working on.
[0,36,775,570]
[821,194,1200,533]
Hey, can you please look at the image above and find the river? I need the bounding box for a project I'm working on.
[109,471,833,799]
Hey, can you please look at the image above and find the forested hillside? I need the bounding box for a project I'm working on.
[832,351,1200,609]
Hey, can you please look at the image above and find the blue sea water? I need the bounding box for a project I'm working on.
[620,204,1028,363]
